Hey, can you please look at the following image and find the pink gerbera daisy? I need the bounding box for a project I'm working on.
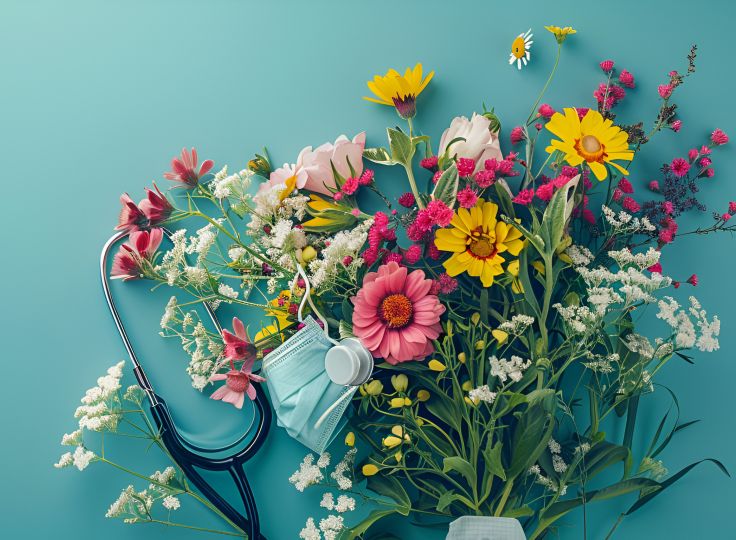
[351,262,445,365]
[209,369,265,409]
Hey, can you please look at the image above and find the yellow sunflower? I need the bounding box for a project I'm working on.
[434,199,524,287]
[364,63,434,119]
[545,108,634,180]
[545,25,576,44]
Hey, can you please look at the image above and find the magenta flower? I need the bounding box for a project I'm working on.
[222,317,257,365]
[599,59,614,73]
[670,157,690,177]
[711,129,729,146]
[352,262,445,365]
[510,126,525,145]
[618,69,635,89]
[209,369,265,408]
[139,183,173,226]
[111,228,163,281]
[658,84,674,99]
[116,193,147,232]
[164,147,214,188]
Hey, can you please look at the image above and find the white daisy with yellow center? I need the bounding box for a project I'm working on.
[509,29,533,70]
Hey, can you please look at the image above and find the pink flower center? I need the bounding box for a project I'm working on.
[379,294,413,329]
[226,372,250,393]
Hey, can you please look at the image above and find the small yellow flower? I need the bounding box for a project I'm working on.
[532,260,546,275]
[363,380,384,396]
[474,340,486,351]
[471,313,481,326]
[391,425,410,440]
[364,63,434,119]
[416,389,430,402]
[461,380,473,392]
[394,451,403,463]
[391,374,408,393]
[492,329,509,344]
[545,25,577,44]
[465,396,478,406]
[546,108,634,180]
[389,397,412,408]
[362,464,379,476]
[509,29,533,70]
[345,431,355,447]
[458,352,467,364]
[416,418,425,426]
[428,359,446,372]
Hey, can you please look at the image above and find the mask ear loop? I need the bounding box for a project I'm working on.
[292,263,364,429]
[294,264,339,347]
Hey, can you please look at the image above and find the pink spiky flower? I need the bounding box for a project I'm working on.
[116,193,147,232]
[139,183,174,226]
[164,147,214,188]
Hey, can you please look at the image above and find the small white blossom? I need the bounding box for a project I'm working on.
[289,454,324,492]
[162,495,181,511]
[468,385,497,404]
[489,355,531,384]
[299,518,321,540]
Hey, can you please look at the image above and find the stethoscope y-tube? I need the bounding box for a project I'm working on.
[100,230,271,540]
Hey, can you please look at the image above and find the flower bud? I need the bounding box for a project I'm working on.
[474,340,486,350]
[394,451,403,463]
[389,397,412,408]
[416,390,430,402]
[391,374,409,393]
[458,352,467,364]
[428,359,446,372]
[482,108,502,133]
[344,431,355,447]
[362,464,379,476]
[248,153,272,176]
[364,380,384,396]
[301,245,318,263]
[491,329,508,344]
[471,313,481,326]
[461,380,473,392]
[382,435,403,448]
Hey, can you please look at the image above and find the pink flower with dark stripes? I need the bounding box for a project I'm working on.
[164,147,214,188]
[110,228,163,281]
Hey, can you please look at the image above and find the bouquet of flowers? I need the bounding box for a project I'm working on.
[57,25,731,539]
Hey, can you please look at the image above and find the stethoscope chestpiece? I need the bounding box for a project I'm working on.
[324,338,374,386]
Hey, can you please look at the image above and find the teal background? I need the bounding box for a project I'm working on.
[2,0,735,538]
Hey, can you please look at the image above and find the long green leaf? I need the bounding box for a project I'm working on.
[387,128,414,166]
[367,474,411,515]
[431,164,459,207]
[443,456,477,491]
[508,404,554,479]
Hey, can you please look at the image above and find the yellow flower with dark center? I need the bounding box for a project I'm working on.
[364,63,434,119]
[545,25,577,44]
[434,200,524,287]
[546,108,634,180]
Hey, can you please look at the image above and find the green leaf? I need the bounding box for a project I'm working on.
[431,164,459,207]
[502,215,545,255]
[494,179,515,219]
[517,249,541,319]
[366,474,411,515]
[540,173,580,255]
[625,459,730,515]
[483,441,506,481]
[338,320,354,339]
[363,147,396,165]
[337,509,400,539]
[539,478,660,531]
[435,489,473,513]
[387,128,414,166]
[507,404,554,479]
[443,456,477,491]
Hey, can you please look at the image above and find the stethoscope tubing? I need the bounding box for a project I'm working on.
[100,229,271,539]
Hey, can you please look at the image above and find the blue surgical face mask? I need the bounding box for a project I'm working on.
[261,267,373,454]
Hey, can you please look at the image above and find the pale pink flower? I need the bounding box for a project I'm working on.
[164,148,214,188]
[209,369,265,408]
[352,262,445,365]
[111,229,163,281]
[439,114,502,171]
[300,133,366,195]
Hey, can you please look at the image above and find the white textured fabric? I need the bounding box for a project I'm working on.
[446,516,527,540]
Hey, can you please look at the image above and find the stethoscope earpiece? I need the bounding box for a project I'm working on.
[325,338,374,386]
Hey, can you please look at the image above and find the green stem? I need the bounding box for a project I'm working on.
[403,163,425,210]
[138,520,244,537]
[494,480,514,516]
[526,44,562,125]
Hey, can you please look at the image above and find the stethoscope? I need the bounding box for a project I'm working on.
[100,230,271,540]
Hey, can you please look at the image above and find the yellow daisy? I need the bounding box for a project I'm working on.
[302,194,357,232]
[434,199,524,287]
[509,29,533,70]
[545,108,634,180]
[364,63,434,119]
[254,290,293,343]
[545,25,577,44]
